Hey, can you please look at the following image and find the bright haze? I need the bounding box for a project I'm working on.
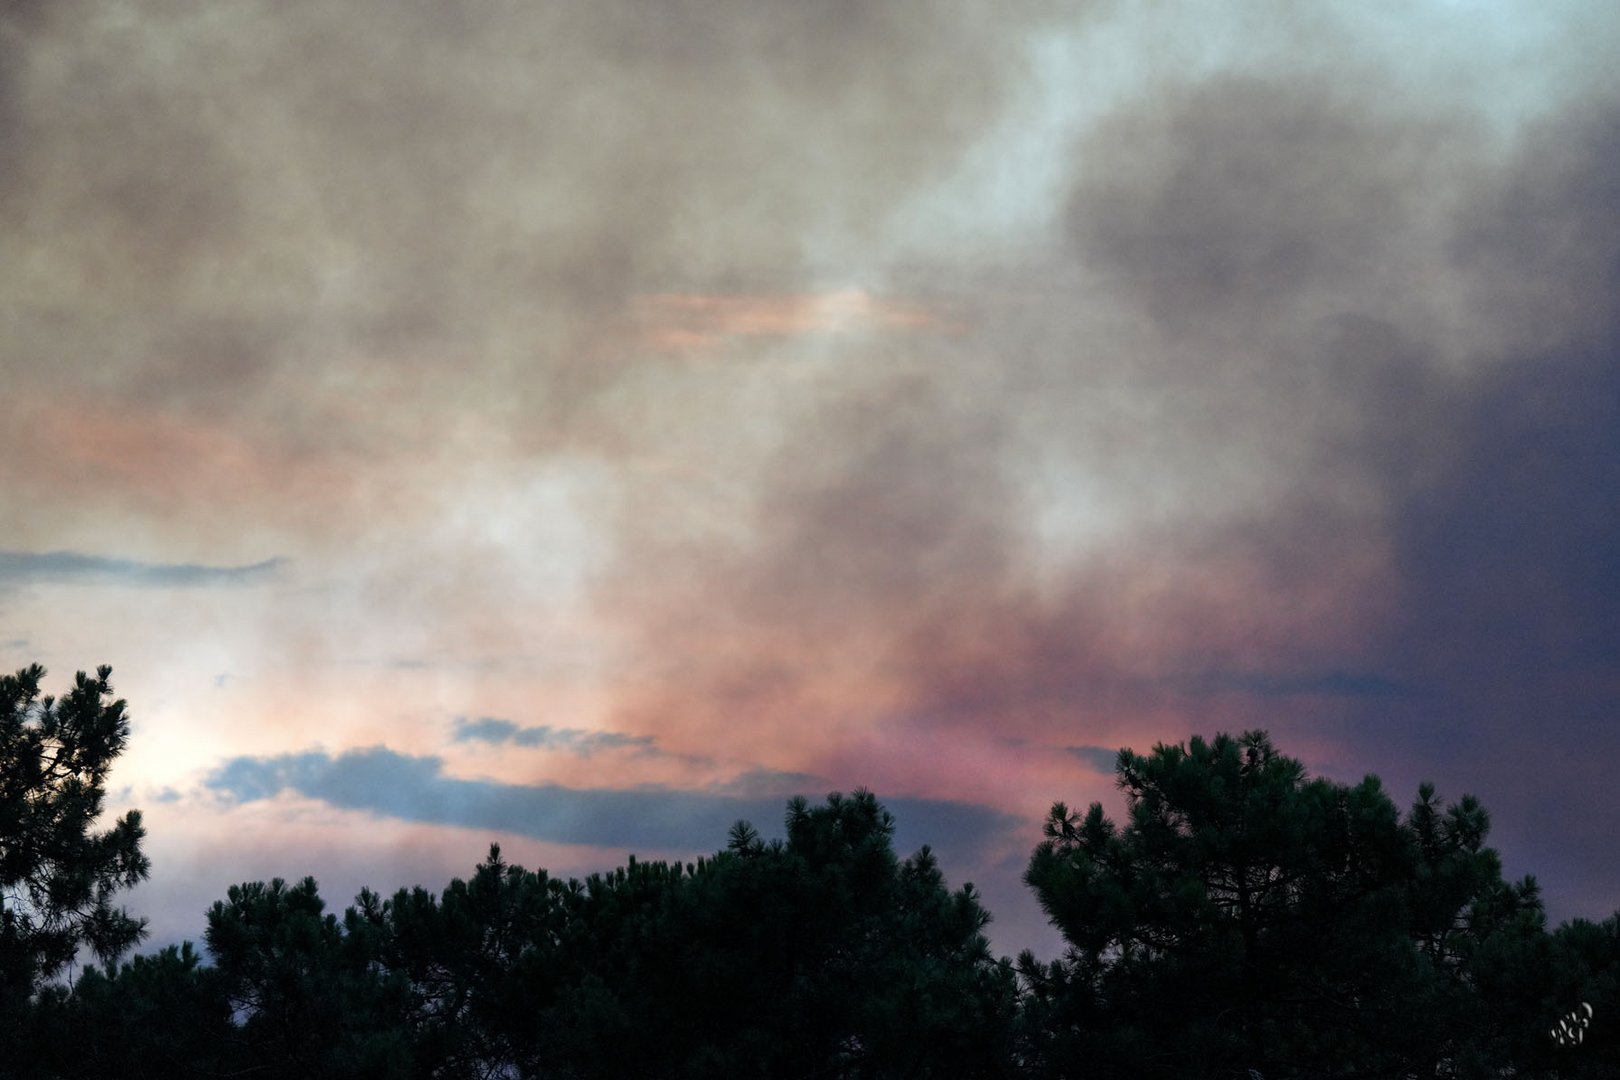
[3,0,1617,959]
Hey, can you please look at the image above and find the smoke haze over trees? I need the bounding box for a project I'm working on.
[3,665,1618,1077]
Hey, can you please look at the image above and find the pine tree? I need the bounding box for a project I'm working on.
[1022,730,1543,1078]
[1,665,149,1005]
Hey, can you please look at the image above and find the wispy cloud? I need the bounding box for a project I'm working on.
[450,716,657,757]
[0,550,284,588]
[1163,670,1423,700]
[206,746,1020,858]
[706,766,828,798]
[1067,746,1121,775]
[631,289,950,352]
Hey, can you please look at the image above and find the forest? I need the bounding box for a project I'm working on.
[3,664,1615,1079]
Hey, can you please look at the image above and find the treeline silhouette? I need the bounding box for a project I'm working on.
[3,667,1617,1078]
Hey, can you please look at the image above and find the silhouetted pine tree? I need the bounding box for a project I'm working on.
[1022,731,1561,1079]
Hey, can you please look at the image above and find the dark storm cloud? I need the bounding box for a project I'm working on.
[450,715,656,756]
[601,366,1092,754]
[205,745,1021,859]
[600,70,1499,760]
[1053,79,1620,917]
[1165,670,1422,700]
[1344,107,1620,914]
[1331,111,1620,686]
[0,0,64,204]
[603,321,1403,767]
[1059,72,1619,664]
[1057,72,1475,509]
[1067,746,1120,775]
[606,53,1620,928]
[706,766,829,799]
[1068,76,1466,334]
[1383,348,1620,704]
[0,550,284,587]
[741,374,1016,625]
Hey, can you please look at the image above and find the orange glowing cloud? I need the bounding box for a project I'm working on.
[630,289,955,352]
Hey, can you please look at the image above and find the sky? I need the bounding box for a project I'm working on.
[3,0,1619,960]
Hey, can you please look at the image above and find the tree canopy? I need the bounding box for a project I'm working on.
[4,667,1617,1078]
[1020,730,1597,1079]
[184,788,1018,1079]
[0,665,149,1009]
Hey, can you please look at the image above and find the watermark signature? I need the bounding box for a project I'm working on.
[1551,1002,1594,1048]
[1240,1003,1594,1078]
